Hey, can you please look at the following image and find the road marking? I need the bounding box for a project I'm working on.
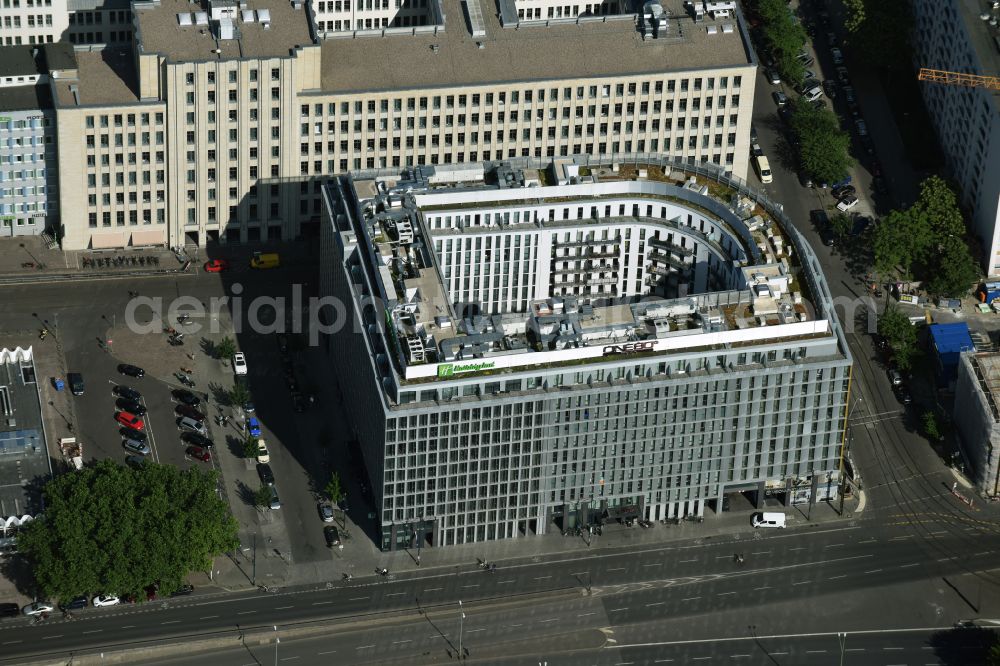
[237,610,256,615]
[82,630,102,635]
[578,612,597,617]
[883,647,904,651]
[900,563,919,568]
[280,658,300,662]
[682,597,701,602]
[788,547,805,551]
[864,569,882,574]
[274,606,293,610]
[317,651,336,655]
[44,635,62,639]
[751,551,771,555]
[386,592,406,597]
[792,581,811,586]
[845,648,866,652]
[467,628,486,633]
[609,567,626,572]
[976,551,992,556]
[539,618,558,623]
[497,580,515,584]
[392,639,412,644]
[350,597,369,601]
[534,576,551,580]
[806,650,827,654]
[679,559,697,563]
[753,586,771,591]
[121,625,134,629]
[691,658,711,661]
[571,571,587,576]
[356,645,375,650]
[2,641,22,645]
[643,563,662,567]
[715,555,731,560]
[646,602,665,607]
[462,584,480,589]
[717,592,736,596]
[312,601,333,605]
[828,575,847,580]
[730,655,750,659]
[424,587,443,592]
[654,660,674,663]
[609,608,628,612]
[161,620,180,624]
[771,652,788,656]
[510,624,523,627]
[200,615,218,619]
[824,543,844,548]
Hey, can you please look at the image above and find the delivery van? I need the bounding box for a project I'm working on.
[250,252,280,269]
[751,512,786,528]
[754,155,773,184]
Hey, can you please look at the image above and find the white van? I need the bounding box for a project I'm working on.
[751,512,786,528]
[754,155,773,184]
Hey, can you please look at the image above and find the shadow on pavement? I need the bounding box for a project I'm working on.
[927,626,998,666]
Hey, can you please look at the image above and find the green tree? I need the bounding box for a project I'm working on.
[17,459,237,603]
[871,208,933,277]
[242,436,259,459]
[254,485,273,509]
[878,305,918,371]
[830,213,852,239]
[324,472,344,505]
[925,235,980,297]
[989,636,1000,666]
[843,0,865,33]
[922,412,941,442]
[843,0,912,71]
[229,382,251,410]
[753,0,808,84]
[215,336,237,361]
[788,100,853,184]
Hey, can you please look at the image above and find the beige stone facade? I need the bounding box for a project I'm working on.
[52,0,757,250]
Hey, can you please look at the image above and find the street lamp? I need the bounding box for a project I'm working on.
[838,631,847,666]
[273,626,279,666]
[458,600,465,660]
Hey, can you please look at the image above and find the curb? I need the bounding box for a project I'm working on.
[0,268,191,285]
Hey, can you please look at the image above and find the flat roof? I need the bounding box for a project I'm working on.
[318,0,752,93]
[0,46,43,78]
[0,350,48,519]
[0,85,53,112]
[41,42,78,71]
[53,50,141,107]
[135,0,314,62]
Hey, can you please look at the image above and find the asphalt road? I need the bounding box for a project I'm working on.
[1,521,999,663]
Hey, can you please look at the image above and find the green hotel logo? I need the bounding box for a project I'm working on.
[437,361,496,377]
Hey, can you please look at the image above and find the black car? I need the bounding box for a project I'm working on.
[116,398,147,417]
[175,404,206,421]
[169,585,194,597]
[819,226,836,247]
[113,385,142,402]
[0,603,19,618]
[60,596,88,611]
[243,400,256,414]
[120,427,147,442]
[324,526,341,548]
[118,364,145,378]
[893,385,913,405]
[67,372,85,396]
[172,389,201,407]
[182,432,214,449]
[257,463,275,486]
[832,185,856,199]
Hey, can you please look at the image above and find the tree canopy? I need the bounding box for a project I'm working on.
[324,472,344,505]
[878,305,918,370]
[871,176,979,296]
[18,459,238,602]
[753,0,808,84]
[788,99,853,184]
[843,0,912,71]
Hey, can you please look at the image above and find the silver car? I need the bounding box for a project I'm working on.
[123,439,151,456]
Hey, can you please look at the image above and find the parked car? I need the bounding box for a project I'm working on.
[826,31,838,46]
[0,603,21,617]
[92,595,120,608]
[123,439,151,456]
[836,66,850,84]
[257,463,275,486]
[750,124,758,143]
[836,195,859,212]
[114,384,142,402]
[233,352,248,376]
[203,259,229,273]
[182,432,214,449]
[893,384,913,405]
[796,52,815,67]
[243,400,256,414]
[115,411,144,431]
[832,185,856,199]
[842,85,857,108]
[268,486,281,510]
[175,404,206,422]
[172,389,201,407]
[854,119,869,136]
[830,47,844,65]
[59,596,87,610]
[22,601,54,616]
[67,372,85,396]
[120,427,147,442]
[124,454,147,468]
[324,526,341,547]
[169,585,194,597]
[116,398,147,417]
[819,226,836,247]
[772,91,788,107]
[318,503,335,523]
[766,68,780,84]
[256,439,270,464]
[823,79,837,99]
[750,141,764,157]
[177,416,206,435]
[117,364,145,378]
[248,416,261,438]
[888,368,903,386]
[873,177,888,195]
[186,446,211,462]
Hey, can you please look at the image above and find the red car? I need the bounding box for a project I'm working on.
[186,446,211,462]
[115,411,144,431]
[203,259,229,273]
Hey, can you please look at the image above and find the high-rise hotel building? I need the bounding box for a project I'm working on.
[320,157,853,550]
[45,0,758,249]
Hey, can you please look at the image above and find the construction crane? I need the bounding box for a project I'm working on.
[917,68,1000,91]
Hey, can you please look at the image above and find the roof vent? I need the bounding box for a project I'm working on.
[430,44,440,53]
[195,11,209,24]
[217,16,235,38]
[706,24,717,34]
[721,23,734,33]
[476,41,484,49]
[178,12,193,25]
[242,8,255,21]
[257,8,271,27]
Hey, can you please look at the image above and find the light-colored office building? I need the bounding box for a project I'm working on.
[51,0,757,250]
[1,0,132,46]
[954,351,1000,497]
[911,0,1000,276]
[0,44,70,237]
[319,157,852,550]
[0,0,68,45]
